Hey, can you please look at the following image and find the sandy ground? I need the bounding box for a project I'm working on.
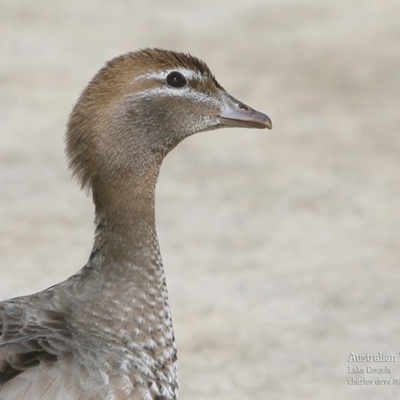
[1,1,400,399]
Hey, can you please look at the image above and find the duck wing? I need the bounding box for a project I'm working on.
[0,301,110,400]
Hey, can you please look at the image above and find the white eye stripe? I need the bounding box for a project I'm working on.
[133,86,189,98]
[134,68,205,83]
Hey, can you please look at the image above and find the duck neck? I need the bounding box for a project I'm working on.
[69,150,168,306]
[89,157,163,282]
[80,157,174,329]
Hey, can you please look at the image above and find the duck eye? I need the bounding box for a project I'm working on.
[166,71,187,88]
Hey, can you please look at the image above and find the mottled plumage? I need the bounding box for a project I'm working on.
[0,48,271,399]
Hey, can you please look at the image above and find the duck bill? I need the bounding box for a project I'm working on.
[218,91,272,129]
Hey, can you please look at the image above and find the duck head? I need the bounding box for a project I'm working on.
[66,48,272,191]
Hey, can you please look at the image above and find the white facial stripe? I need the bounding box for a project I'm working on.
[134,68,206,84]
[132,86,220,108]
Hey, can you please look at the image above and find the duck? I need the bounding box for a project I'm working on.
[0,48,272,400]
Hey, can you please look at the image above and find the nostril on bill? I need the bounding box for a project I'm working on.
[238,103,250,112]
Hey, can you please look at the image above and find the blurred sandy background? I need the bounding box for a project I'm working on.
[1,1,400,399]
